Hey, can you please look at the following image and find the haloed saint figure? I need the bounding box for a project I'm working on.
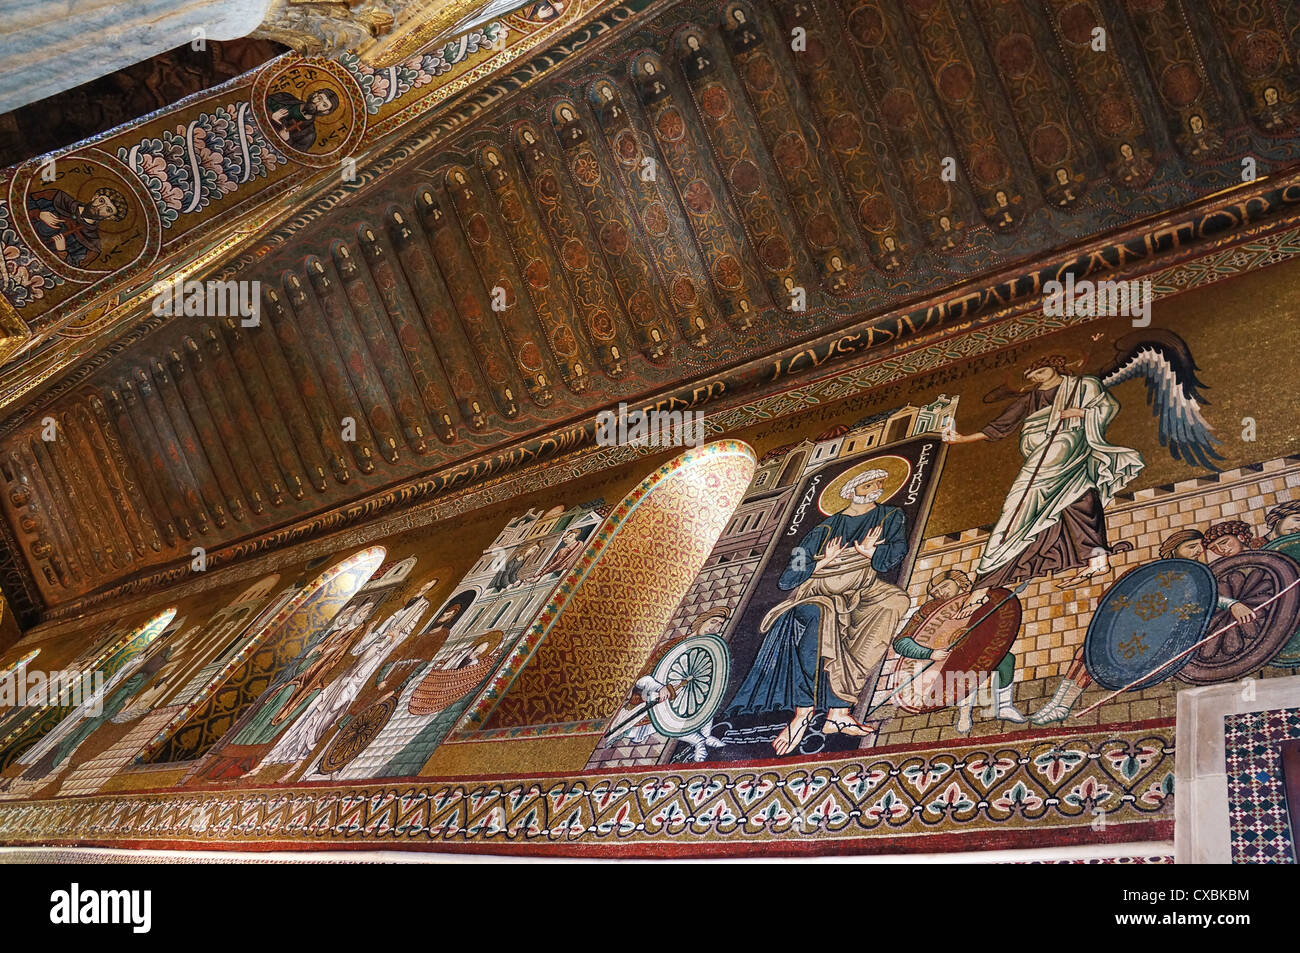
[27,187,127,267]
[728,465,911,756]
[267,87,340,152]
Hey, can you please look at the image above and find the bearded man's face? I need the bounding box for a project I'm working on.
[88,193,118,219]
[851,479,885,503]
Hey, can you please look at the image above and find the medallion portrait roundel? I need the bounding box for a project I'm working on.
[252,58,366,168]
[12,148,159,280]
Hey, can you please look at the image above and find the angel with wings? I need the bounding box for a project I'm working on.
[942,330,1220,589]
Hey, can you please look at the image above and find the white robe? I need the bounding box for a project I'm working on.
[257,596,428,768]
[977,375,1144,579]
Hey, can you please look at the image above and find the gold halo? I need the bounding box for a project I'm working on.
[412,567,453,598]
[300,84,351,140]
[253,59,366,166]
[818,454,912,515]
[76,175,139,236]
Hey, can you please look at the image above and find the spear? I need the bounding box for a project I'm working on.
[865,580,1028,718]
[604,679,688,739]
[1005,364,1088,530]
[1070,576,1300,716]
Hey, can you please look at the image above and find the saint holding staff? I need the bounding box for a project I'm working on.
[942,331,1221,590]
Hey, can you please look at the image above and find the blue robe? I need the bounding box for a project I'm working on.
[729,505,907,713]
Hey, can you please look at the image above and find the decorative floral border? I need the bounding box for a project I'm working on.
[0,722,1174,856]
[339,22,508,115]
[120,104,285,227]
[0,198,61,311]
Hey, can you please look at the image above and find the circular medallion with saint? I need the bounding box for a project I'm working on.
[252,58,366,168]
[11,148,160,280]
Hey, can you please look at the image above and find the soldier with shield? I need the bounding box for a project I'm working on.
[606,608,733,762]
[609,608,730,761]
[890,570,1025,733]
[1030,528,1265,723]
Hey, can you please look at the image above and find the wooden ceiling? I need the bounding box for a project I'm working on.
[4,0,1300,622]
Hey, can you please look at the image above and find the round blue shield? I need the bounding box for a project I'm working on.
[1083,557,1217,691]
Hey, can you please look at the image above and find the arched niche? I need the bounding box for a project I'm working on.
[138,546,385,767]
[776,447,808,487]
[156,573,286,711]
[464,440,755,734]
[0,607,176,771]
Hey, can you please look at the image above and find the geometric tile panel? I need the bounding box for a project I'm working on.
[1225,706,1300,864]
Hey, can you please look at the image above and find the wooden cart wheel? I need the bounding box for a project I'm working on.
[319,695,397,773]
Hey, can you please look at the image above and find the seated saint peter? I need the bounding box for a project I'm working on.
[728,468,910,755]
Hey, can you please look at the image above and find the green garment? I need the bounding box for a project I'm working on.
[230,684,319,746]
[891,636,1016,691]
[48,670,147,768]
[976,375,1143,581]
